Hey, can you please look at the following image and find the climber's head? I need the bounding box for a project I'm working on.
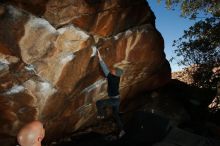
[17,120,45,146]
[111,67,124,77]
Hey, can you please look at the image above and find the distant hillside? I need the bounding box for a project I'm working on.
[172,65,199,85]
[172,65,220,86]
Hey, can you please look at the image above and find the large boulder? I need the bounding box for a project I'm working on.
[0,0,171,145]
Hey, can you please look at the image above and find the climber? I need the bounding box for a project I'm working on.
[17,120,45,146]
[95,48,126,139]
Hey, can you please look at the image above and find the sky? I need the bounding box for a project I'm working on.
[147,0,197,72]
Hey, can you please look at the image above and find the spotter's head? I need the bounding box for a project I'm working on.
[17,121,45,146]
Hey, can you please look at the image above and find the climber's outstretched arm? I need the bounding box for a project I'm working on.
[97,50,110,77]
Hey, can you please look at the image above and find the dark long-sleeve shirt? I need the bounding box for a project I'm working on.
[99,60,120,97]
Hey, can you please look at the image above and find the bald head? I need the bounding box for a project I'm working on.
[17,121,45,146]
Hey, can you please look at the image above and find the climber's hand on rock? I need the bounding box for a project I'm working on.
[97,50,102,61]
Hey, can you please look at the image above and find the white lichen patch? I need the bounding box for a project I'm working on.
[25,64,37,73]
[4,85,25,95]
[57,27,67,35]
[28,16,57,33]
[0,55,20,77]
[0,63,9,77]
[125,30,133,36]
[23,79,57,114]
[60,53,75,64]
[0,63,8,71]
[24,79,57,99]
[81,79,106,93]
[90,46,97,57]
[7,5,22,18]
[114,35,120,40]
[39,81,57,98]
[57,25,89,39]
[0,56,12,77]
[114,29,133,41]
[19,16,57,64]
[0,58,10,65]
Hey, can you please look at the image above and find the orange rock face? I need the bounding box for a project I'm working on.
[0,0,171,144]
